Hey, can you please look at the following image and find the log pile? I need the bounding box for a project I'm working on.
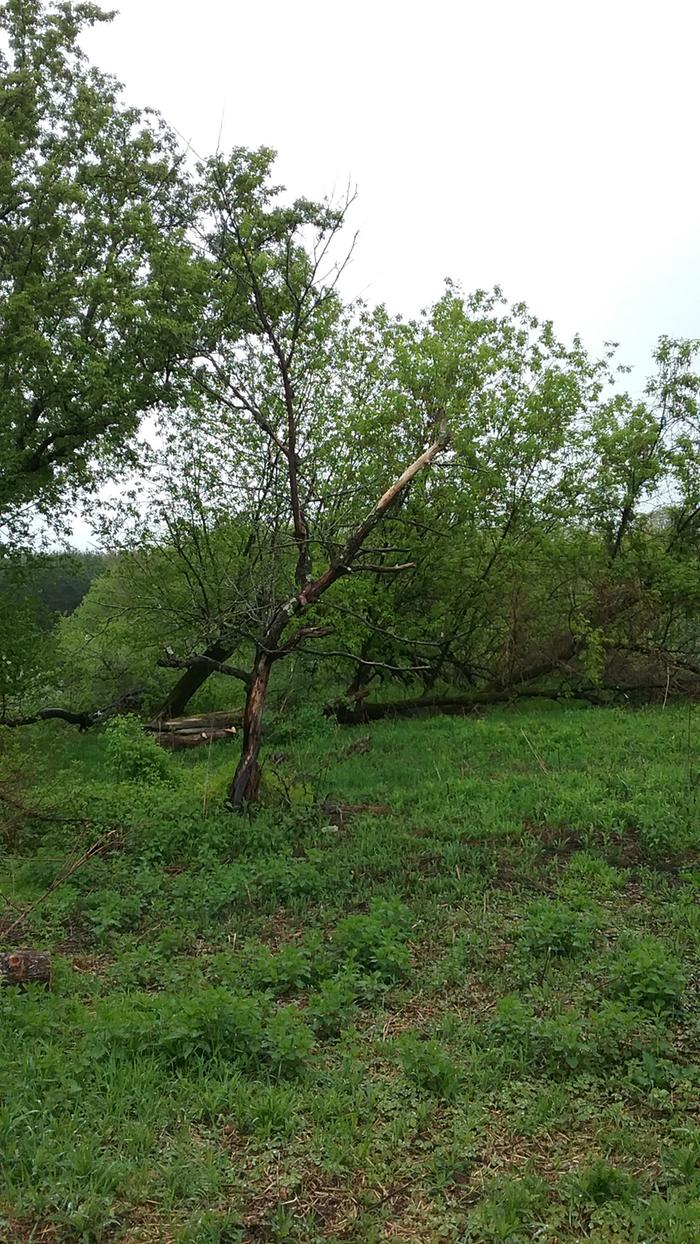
[147,710,243,750]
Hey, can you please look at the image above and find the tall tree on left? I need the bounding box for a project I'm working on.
[0,0,205,546]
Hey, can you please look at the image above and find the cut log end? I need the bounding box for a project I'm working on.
[0,949,51,987]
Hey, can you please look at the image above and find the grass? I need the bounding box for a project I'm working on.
[0,702,699,1242]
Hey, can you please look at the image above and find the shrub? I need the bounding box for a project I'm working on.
[307,974,359,1037]
[566,1159,638,1208]
[104,715,174,786]
[397,1034,460,1099]
[609,939,687,1013]
[535,1012,590,1074]
[331,901,412,982]
[264,1006,314,1075]
[245,943,312,996]
[518,900,594,958]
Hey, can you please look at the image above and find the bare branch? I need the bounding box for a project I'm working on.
[352,561,416,574]
[295,649,431,674]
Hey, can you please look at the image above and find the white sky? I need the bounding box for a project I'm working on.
[83,0,700,380]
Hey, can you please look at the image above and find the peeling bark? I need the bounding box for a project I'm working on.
[227,656,272,808]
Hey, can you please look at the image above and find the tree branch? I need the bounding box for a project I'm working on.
[0,689,145,731]
[157,654,252,684]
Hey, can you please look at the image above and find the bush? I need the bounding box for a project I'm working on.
[104,715,174,786]
[331,900,412,982]
[397,1034,460,1099]
[244,943,312,996]
[518,900,594,958]
[566,1159,638,1208]
[264,1005,315,1075]
[88,989,313,1077]
[609,939,687,1013]
[307,974,359,1037]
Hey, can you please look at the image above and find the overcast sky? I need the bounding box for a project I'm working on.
[83,0,699,380]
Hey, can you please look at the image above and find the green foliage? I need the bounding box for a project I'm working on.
[87,988,313,1078]
[263,1005,315,1076]
[0,0,205,541]
[331,900,412,981]
[518,900,595,958]
[306,974,359,1037]
[609,938,687,1013]
[244,943,312,996]
[0,707,698,1239]
[104,715,174,785]
[396,1034,460,1099]
[0,6,698,1242]
[565,1159,639,1208]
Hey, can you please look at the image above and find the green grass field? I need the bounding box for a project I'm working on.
[1,704,699,1242]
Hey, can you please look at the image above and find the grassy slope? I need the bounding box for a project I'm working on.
[0,704,699,1243]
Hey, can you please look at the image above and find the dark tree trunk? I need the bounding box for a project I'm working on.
[228,656,272,809]
[326,685,609,722]
[153,639,236,721]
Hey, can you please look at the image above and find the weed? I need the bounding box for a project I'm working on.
[396,1033,461,1099]
[608,937,687,1013]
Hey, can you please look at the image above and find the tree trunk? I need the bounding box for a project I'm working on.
[228,656,272,809]
[326,685,609,722]
[153,639,236,720]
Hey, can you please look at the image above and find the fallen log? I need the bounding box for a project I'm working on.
[147,710,244,732]
[147,710,243,750]
[325,686,609,723]
[159,716,243,731]
[0,949,51,987]
[321,801,391,828]
[0,688,146,731]
[155,727,238,751]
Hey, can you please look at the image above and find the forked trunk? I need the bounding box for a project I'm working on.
[153,639,235,721]
[228,656,271,809]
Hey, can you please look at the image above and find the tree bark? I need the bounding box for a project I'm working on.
[153,639,237,720]
[326,686,609,722]
[227,656,272,808]
[0,689,145,731]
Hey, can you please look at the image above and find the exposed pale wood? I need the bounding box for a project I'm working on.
[156,711,243,726]
[155,727,237,751]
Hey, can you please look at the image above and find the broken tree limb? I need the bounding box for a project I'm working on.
[145,711,244,733]
[296,648,431,675]
[352,561,416,573]
[1,828,124,940]
[153,637,244,721]
[228,424,450,808]
[271,625,334,658]
[0,950,51,987]
[0,688,146,732]
[321,801,390,828]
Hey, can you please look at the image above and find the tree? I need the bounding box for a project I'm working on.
[109,148,450,807]
[0,0,204,545]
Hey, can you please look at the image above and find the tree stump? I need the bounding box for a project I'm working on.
[0,949,51,987]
